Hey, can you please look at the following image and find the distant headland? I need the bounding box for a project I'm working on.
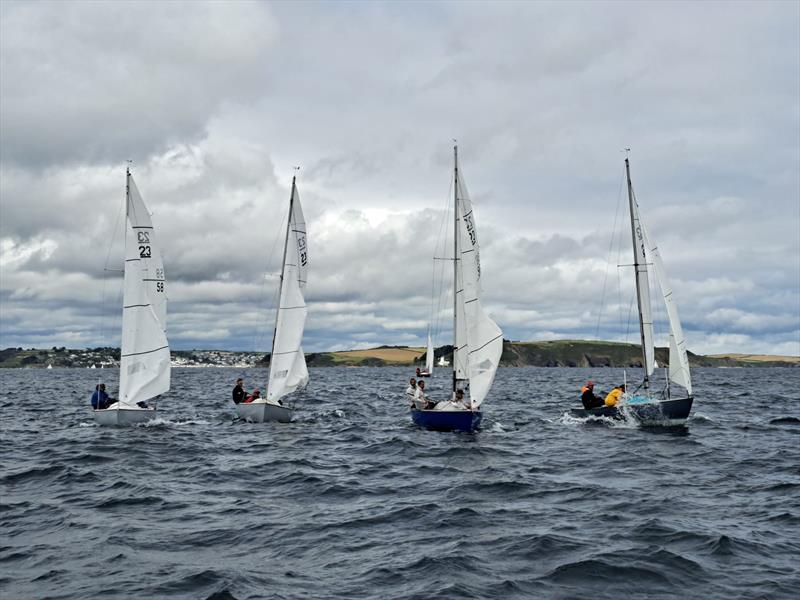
[1,340,797,369]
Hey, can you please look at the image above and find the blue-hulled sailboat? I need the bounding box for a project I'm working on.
[571,157,693,425]
[410,145,503,432]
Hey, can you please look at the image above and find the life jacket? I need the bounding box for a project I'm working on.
[605,388,622,407]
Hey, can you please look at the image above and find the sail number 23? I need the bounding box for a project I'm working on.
[137,231,152,258]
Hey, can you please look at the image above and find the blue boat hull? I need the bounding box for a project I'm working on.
[570,396,693,426]
[410,409,482,432]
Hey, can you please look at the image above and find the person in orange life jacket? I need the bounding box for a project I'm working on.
[581,381,604,409]
[245,389,261,403]
[605,384,626,407]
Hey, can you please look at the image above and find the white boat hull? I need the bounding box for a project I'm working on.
[235,399,292,423]
[93,406,157,426]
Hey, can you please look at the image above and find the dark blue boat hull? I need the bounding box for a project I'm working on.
[570,396,693,426]
[410,409,482,432]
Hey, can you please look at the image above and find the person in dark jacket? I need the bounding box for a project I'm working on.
[580,381,604,409]
[232,378,246,404]
[91,383,114,410]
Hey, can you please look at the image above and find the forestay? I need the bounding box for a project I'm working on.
[267,182,309,403]
[641,221,692,394]
[455,166,503,408]
[118,172,170,407]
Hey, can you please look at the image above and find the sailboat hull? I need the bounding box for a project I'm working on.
[410,409,482,432]
[92,407,157,426]
[570,396,693,426]
[235,400,293,423]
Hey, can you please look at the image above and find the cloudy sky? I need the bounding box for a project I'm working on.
[1,0,798,356]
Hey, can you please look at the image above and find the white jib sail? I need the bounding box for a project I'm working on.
[118,172,170,407]
[425,332,434,374]
[455,167,503,408]
[267,183,309,403]
[641,222,692,395]
[629,194,656,378]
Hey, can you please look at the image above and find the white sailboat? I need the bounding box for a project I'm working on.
[410,145,503,432]
[94,168,170,426]
[572,157,693,425]
[417,331,434,377]
[236,175,309,423]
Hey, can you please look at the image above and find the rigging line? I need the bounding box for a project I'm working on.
[432,173,454,347]
[595,167,626,339]
[99,171,127,358]
[253,203,290,354]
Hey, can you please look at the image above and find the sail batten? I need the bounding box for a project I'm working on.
[267,179,309,403]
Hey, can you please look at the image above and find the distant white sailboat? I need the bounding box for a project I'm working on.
[46,363,53,369]
[93,168,169,426]
[236,175,309,423]
[417,332,434,377]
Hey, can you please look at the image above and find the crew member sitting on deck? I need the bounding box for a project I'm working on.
[414,380,434,409]
[232,378,246,404]
[580,381,604,409]
[405,378,417,405]
[454,389,470,410]
[244,389,261,404]
[91,383,114,410]
[605,384,626,407]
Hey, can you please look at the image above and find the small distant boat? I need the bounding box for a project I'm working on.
[437,356,449,367]
[410,145,502,432]
[93,168,169,426]
[236,174,309,423]
[571,157,693,426]
[46,363,53,369]
[416,333,434,378]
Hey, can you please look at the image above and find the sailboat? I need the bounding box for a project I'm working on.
[417,332,434,377]
[571,157,693,425]
[236,175,309,423]
[410,145,503,432]
[93,168,170,426]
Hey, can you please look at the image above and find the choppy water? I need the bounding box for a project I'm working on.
[1,366,799,599]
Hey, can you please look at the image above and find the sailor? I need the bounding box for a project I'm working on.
[244,389,261,404]
[580,381,604,409]
[414,380,434,409]
[405,378,417,405]
[416,367,422,377]
[232,378,246,404]
[604,384,626,407]
[454,389,470,410]
[91,383,113,410]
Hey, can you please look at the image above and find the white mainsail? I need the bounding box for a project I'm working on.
[118,171,170,407]
[626,161,655,380]
[267,179,309,403]
[425,332,434,374]
[454,160,503,408]
[641,222,692,394]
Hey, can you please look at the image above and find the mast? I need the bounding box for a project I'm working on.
[452,144,458,397]
[269,176,295,388]
[626,157,649,390]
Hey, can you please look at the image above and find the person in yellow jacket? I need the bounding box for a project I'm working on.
[605,384,626,407]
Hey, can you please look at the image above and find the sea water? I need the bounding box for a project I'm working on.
[1,366,799,599]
